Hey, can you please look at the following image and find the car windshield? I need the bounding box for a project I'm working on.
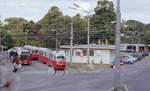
[124,56,130,58]
[131,55,137,57]
[57,56,65,61]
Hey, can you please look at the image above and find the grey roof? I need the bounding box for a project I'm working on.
[60,45,115,50]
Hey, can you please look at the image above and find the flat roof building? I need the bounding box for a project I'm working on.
[60,45,115,64]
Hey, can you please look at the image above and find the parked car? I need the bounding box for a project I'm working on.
[121,57,134,64]
[122,55,137,62]
[131,54,142,61]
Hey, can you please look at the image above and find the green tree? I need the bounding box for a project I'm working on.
[1,30,14,48]
[38,6,64,33]
[4,17,28,46]
[91,0,116,30]
[125,20,145,44]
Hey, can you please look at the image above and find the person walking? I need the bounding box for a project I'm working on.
[12,53,19,73]
[0,60,20,91]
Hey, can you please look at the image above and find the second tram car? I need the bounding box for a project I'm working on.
[38,47,66,70]
[24,45,39,60]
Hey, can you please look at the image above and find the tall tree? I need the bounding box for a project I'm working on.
[91,0,116,30]
[4,17,28,46]
[37,6,64,33]
[126,20,145,43]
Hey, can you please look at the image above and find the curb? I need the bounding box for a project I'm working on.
[108,84,129,91]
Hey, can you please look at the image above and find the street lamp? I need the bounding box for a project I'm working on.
[114,0,121,90]
[71,3,107,65]
[73,3,90,65]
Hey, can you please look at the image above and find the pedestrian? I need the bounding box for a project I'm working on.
[12,53,19,73]
[9,51,15,63]
[0,61,20,91]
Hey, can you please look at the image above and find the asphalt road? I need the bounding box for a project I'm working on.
[2,51,150,91]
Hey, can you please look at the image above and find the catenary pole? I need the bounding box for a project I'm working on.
[87,14,90,64]
[56,31,58,53]
[70,21,73,64]
[0,29,1,46]
[114,0,121,91]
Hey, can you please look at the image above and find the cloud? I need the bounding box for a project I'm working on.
[0,0,150,23]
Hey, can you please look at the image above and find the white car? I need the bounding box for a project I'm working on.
[123,55,137,62]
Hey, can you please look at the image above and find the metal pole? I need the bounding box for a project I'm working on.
[87,14,90,64]
[132,31,134,53]
[56,31,58,53]
[70,21,73,65]
[0,29,1,46]
[114,0,121,90]
[25,30,28,45]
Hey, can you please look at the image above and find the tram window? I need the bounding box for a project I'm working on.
[32,50,34,53]
[35,50,38,54]
[57,56,65,61]
[39,51,43,56]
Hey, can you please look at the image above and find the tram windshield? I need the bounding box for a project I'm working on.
[35,50,38,54]
[57,56,65,61]
[20,51,31,60]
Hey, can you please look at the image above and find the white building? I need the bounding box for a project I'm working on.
[60,45,115,64]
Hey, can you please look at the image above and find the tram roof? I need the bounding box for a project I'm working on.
[24,45,39,50]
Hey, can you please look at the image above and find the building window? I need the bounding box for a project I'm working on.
[76,51,81,56]
[83,49,87,56]
[75,50,82,56]
[95,50,101,56]
[90,50,94,56]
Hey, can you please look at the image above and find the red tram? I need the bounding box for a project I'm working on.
[24,45,39,60]
[38,47,66,70]
[10,47,32,65]
[19,49,32,64]
[24,45,66,70]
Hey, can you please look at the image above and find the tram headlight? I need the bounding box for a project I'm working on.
[56,62,59,64]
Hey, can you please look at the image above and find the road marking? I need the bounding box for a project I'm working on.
[127,70,138,75]
[21,78,48,90]
[20,81,49,91]
[21,71,48,74]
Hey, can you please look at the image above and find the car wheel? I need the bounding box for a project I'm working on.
[128,61,132,64]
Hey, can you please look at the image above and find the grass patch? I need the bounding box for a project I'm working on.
[120,52,130,56]
[94,64,111,69]
[67,63,87,71]
[66,63,111,71]
[111,85,127,91]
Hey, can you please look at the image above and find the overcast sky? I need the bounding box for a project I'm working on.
[0,0,150,24]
